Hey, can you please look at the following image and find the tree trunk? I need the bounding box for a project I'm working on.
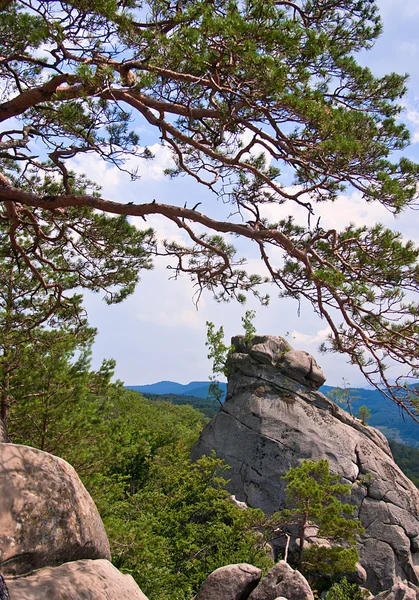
[298,513,308,571]
[0,359,11,426]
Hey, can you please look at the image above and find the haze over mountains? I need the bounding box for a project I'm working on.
[127,381,419,447]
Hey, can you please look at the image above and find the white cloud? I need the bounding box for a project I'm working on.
[379,0,419,18]
[69,142,174,198]
[70,154,122,193]
[131,214,188,246]
[137,308,203,330]
[404,1,419,17]
[399,42,419,57]
[75,0,419,389]
[289,327,332,346]
[125,143,174,181]
[239,129,274,167]
[405,108,419,144]
[260,187,417,243]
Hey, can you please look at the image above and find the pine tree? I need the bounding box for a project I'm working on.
[357,406,372,426]
[270,459,363,579]
[0,0,418,414]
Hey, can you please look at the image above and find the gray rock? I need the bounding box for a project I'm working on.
[0,442,110,576]
[194,563,262,600]
[192,335,419,594]
[5,559,149,599]
[373,580,419,600]
[248,561,314,600]
[350,562,368,585]
[277,350,326,390]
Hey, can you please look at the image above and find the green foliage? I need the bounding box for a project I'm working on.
[325,577,369,600]
[95,446,272,600]
[389,440,419,488]
[143,393,220,418]
[327,379,359,417]
[357,405,372,426]
[9,331,272,600]
[241,310,257,343]
[0,200,155,425]
[205,310,258,403]
[205,321,232,405]
[0,0,418,410]
[205,321,231,379]
[270,459,363,580]
[8,329,113,465]
[304,546,360,581]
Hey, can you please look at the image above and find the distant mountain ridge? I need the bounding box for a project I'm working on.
[126,380,228,399]
[126,381,419,447]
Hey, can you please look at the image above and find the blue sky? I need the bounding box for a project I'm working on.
[78,0,419,388]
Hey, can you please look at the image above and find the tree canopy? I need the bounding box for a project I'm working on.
[0,0,418,414]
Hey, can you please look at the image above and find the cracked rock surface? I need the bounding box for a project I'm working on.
[191,335,419,594]
[4,559,149,600]
[0,442,150,599]
[0,442,110,576]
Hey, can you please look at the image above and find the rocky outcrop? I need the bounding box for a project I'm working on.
[193,563,262,600]
[195,561,313,600]
[192,335,419,594]
[0,441,149,599]
[248,561,314,600]
[5,559,149,599]
[373,580,419,600]
[0,442,110,576]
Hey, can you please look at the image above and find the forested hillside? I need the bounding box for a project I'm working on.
[7,345,272,600]
[388,441,419,488]
[141,393,221,418]
[134,381,419,446]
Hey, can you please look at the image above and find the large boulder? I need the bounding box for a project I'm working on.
[192,335,419,594]
[248,561,314,600]
[0,442,110,576]
[194,563,262,600]
[372,580,419,600]
[4,559,149,599]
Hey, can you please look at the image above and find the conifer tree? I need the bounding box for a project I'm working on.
[0,205,154,425]
[0,0,418,415]
[271,459,363,579]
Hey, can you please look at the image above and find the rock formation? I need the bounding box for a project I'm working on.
[193,563,262,600]
[0,441,148,599]
[0,443,110,576]
[248,561,314,600]
[5,559,148,600]
[191,335,419,594]
[193,561,314,600]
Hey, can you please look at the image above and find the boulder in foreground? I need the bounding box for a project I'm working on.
[0,442,110,576]
[248,561,314,600]
[194,563,262,600]
[5,559,149,599]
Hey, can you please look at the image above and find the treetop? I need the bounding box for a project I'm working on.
[0,0,418,416]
